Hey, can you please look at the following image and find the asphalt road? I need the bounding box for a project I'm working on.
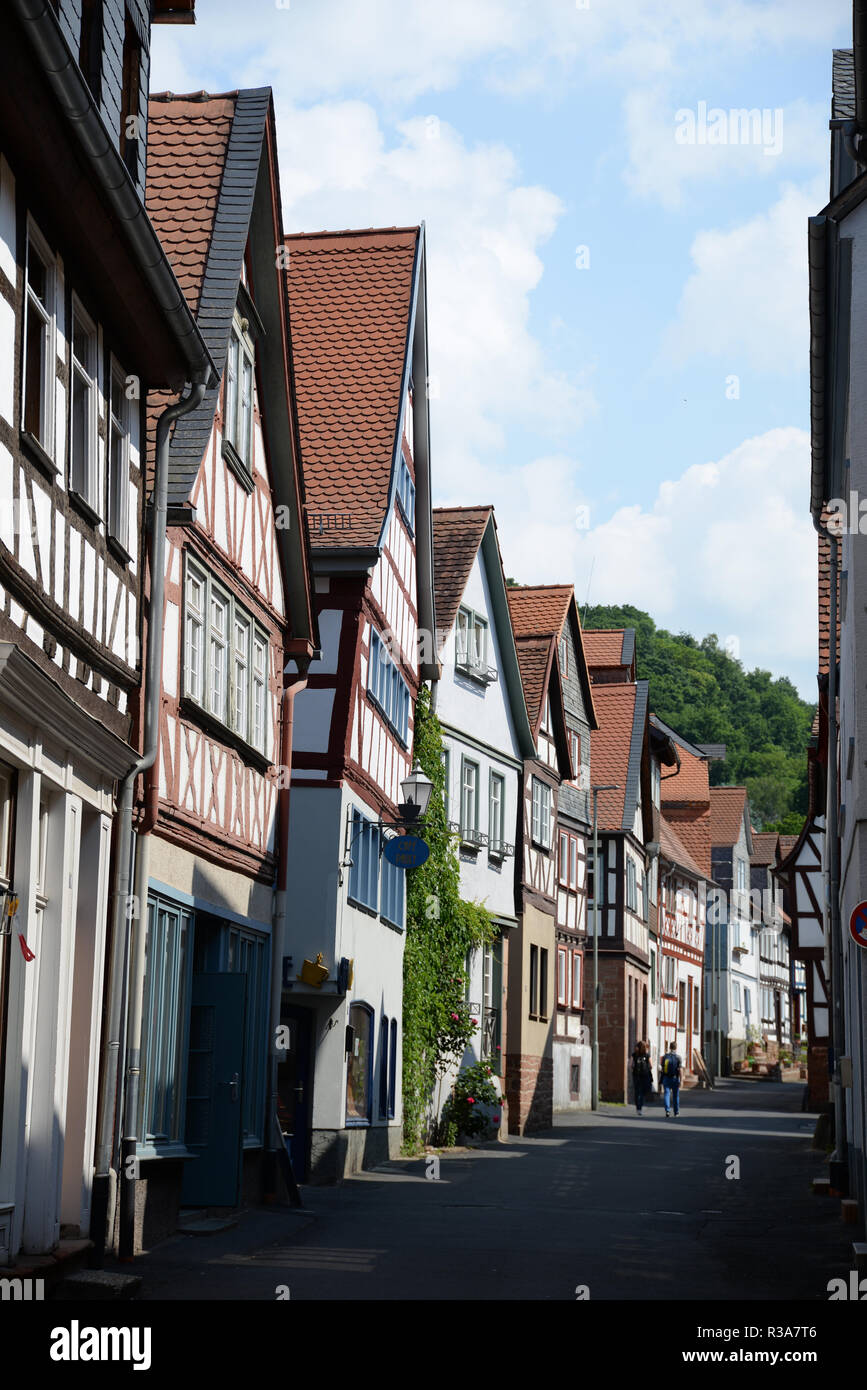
[130,1079,853,1301]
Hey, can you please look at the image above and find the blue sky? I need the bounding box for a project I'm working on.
[151,0,854,698]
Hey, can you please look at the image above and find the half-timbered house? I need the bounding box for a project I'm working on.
[750,832,793,1053]
[430,507,535,1127]
[504,589,574,1132]
[507,586,597,1112]
[0,2,210,1266]
[284,226,436,1181]
[707,786,760,1074]
[113,88,316,1250]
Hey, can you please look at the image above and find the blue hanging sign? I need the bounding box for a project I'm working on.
[383,835,430,869]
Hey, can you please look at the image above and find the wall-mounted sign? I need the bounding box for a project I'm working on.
[849,901,867,950]
[383,835,430,869]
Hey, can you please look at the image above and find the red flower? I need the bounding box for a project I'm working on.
[467,1097,475,1104]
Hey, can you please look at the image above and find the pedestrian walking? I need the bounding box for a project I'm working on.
[631,1040,653,1114]
[659,1041,682,1117]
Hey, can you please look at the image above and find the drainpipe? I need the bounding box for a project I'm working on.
[108,379,209,1262]
[264,655,311,1200]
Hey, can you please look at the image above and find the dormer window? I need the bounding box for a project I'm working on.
[119,9,142,180]
[184,555,269,755]
[79,0,104,104]
[224,315,256,484]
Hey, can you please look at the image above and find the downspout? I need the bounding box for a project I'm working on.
[264,657,310,1199]
[92,379,208,1264]
[114,379,209,1262]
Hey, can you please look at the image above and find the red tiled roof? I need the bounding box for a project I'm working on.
[146,94,236,317]
[432,507,492,645]
[588,683,640,829]
[507,585,572,639]
[750,831,780,866]
[709,786,748,847]
[584,629,626,667]
[665,810,712,880]
[660,815,705,880]
[778,833,799,859]
[512,636,552,730]
[285,227,419,549]
[660,743,709,806]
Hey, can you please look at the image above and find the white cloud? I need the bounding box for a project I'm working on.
[485,428,816,696]
[624,91,828,209]
[661,176,826,373]
[276,104,594,483]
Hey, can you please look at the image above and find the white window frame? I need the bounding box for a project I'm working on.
[70,295,99,510]
[461,757,479,841]
[22,218,56,456]
[396,453,415,532]
[225,316,255,469]
[456,605,489,678]
[184,556,269,753]
[571,950,581,1009]
[108,356,130,549]
[531,776,551,849]
[559,635,568,676]
[557,947,568,1007]
[489,771,505,854]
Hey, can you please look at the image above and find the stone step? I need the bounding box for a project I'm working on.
[53,1270,142,1301]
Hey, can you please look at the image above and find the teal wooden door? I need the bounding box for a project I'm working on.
[181,973,246,1207]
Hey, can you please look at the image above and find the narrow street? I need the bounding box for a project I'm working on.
[128,1080,850,1302]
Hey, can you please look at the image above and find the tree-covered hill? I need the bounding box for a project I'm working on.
[581,604,815,833]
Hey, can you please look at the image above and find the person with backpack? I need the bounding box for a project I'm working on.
[631,1040,653,1114]
[659,1041,682,1117]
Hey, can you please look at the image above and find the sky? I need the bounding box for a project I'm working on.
[150,0,854,700]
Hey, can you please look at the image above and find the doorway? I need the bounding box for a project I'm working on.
[276,1006,312,1181]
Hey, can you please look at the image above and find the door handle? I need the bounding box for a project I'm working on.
[229,1072,240,1102]
[294,1085,303,1101]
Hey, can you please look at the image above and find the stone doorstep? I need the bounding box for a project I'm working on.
[3,1238,92,1286]
[53,1270,142,1301]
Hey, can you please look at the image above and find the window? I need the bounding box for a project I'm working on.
[79,0,103,101]
[559,635,568,676]
[571,951,582,1009]
[651,758,661,806]
[120,9,142,179]
[456,606,489,678]
[626,858,637,911]
[184,558,269,752]
[368,628,410,744]
[559,830,569,887]
[641,869,649,923]
[737,858,747,892]
[557,947,567,1006]
[108,361,130,548]
[139,897,192,1146]
[441,747,450,821]
[531,776,551,848]
[348,809,379,912]
[22,222,55,454]
[693,985,700,1032]
[539,948,548,1018]
[224,318,255,470]
[0,766,16,1092]
[397,453,415,532]
[380,843,404,928]
[346,1003,373,1124]
[744,986,752,1017]
[461,757,479,841]
[388,1018,397,1119]
[70,300,98,508]
[678,980,686,1030]
[569,730,581,781]
[489,772,505,853]
[569,835,577,889]
[529,944,539,1017]
[663,955,676,996]
[650,948,657,1003]
[379,1016,390,1119]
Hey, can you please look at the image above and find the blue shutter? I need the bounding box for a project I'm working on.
[379,1015,389,1119]
[369,629,380,698]
[388,1018,397,1118]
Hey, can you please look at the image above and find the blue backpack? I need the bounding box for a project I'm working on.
[662,1052,681,1083]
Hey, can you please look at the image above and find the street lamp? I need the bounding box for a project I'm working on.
[591,784,618,1112]
[398,764,434,825]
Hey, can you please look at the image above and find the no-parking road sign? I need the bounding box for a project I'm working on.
[849,901,867,949]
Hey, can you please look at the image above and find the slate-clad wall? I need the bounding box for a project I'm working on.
[561,620,591,825]
[56,0,151,196]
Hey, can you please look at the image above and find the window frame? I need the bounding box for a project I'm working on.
[396,452,415,533]
[183,555,269,754]
[529,943,539,1018]
[108,356,131,551]
[455,605,489,678]
[346,1002,374,1127]
[571,950,582,1010]
[367,627,410,745]
[380,838,405,929]
[559,634,568,676]
[531,776,551,850]
[347,808,380,914]
[138,895,193,1151]
[223,315,256,474]
[461,756,480,842]
[488,770,505,855]
[557,946,568,1007]
[22,218,56,459]
[69,295,99,512]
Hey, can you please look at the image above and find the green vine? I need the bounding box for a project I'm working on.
[401,684,497,1151]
